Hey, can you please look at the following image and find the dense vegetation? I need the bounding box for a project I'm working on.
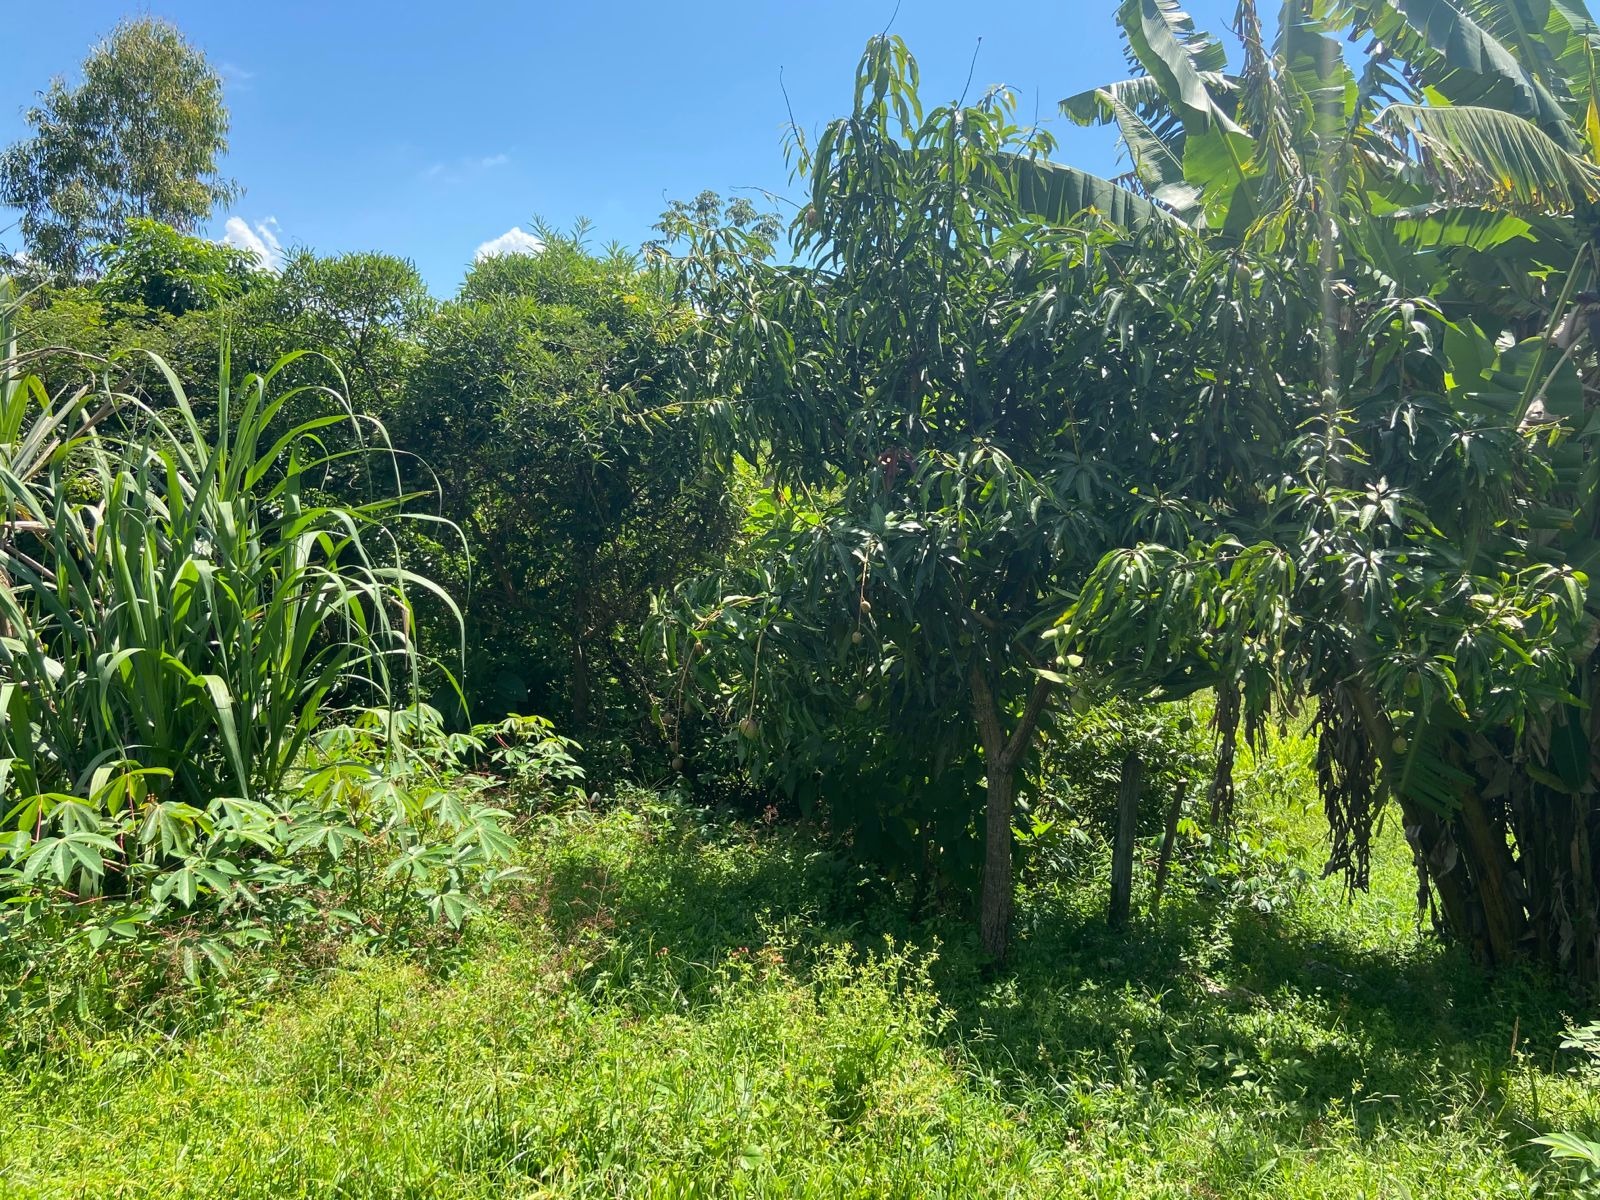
[6,2,1600,1194]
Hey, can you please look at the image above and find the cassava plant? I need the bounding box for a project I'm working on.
[0,309,465,918]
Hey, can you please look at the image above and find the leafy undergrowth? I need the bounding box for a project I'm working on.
[4,763,1600,1197]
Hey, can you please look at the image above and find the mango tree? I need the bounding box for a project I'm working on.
[655,38,1295,958]
[1054,0,1600,984]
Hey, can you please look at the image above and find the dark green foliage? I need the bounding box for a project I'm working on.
[391,232,735,752]
[93,218,261,315]
[15,32,1600,1194]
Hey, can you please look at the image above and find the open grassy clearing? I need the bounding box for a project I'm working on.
[4,741,1597,1199]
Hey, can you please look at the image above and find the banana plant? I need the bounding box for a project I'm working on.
[1046,0,1600,986]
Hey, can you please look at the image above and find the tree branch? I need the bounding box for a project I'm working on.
[1002,674,1054,770]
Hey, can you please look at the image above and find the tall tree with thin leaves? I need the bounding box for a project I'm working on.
[1,18,240,280]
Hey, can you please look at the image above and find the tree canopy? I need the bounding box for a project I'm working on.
[1,17,239,280]
[654,5,1600,977]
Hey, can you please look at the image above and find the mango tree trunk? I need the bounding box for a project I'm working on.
[979,761,1016,961]
[970,663,1053,963]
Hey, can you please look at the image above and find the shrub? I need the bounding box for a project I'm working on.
[392,231,736,753]
[0,701,582,1057]
[0,288,557,961]
[93,218,261,316]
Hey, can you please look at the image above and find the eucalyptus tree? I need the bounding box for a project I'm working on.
[0,18,239,280]
[1050,0,1600,984]
[654,38,1291,959]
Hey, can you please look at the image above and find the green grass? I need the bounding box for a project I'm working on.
[4,746,1599,1198]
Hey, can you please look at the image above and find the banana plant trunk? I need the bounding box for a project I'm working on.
[1391,717,1600,990]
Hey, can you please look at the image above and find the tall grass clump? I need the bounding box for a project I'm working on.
[0,280,538,977]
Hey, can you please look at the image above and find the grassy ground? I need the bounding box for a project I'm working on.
[4,739,1599,1197]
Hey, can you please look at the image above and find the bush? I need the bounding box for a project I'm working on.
[391,231,735,754]
[93,218,261,316]
[0,294,562,971]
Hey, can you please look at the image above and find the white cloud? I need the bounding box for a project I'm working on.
[422,154,511,183]
[474,227,544,261]
[222,216,284,271]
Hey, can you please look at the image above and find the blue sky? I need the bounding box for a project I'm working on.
[6,1,1241,294]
